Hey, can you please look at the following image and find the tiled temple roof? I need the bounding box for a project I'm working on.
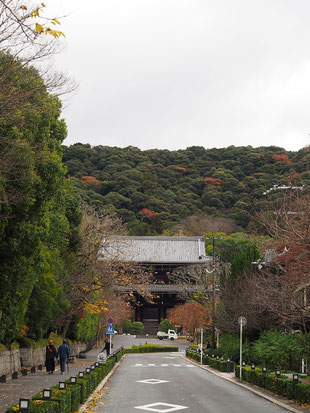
[100,236,211,264]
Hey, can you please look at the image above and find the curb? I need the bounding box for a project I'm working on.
[183,356,306,413]
[78,355,125,412]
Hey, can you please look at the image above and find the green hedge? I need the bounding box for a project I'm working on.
[5,400,59,413]
[66,384,81,411]
[186,350,235,372]
[123,344,178,353]
[295,382,310,404]
[32,385,72,413]
[235,366,310,403]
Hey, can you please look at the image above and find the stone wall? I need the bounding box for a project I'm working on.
[0,344,87,376]
[0,350,20,377]
[19,348,45,368]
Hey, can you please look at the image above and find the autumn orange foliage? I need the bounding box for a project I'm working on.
[287,173,301,181]
[203,177,222,187]
[272,154,291,163]
[169,302,210,335]
[81,175,101,185]
[174,166,187,173]
[21,325,29,337]
[139,208,157,219]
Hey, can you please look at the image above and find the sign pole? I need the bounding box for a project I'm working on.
[106,318,114,356]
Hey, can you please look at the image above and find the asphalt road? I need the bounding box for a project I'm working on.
[93,352,289,413]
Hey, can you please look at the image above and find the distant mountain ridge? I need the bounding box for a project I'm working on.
[62,143,309,234]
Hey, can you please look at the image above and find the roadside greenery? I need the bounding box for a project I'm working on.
[122,320,145,335]
[252,330,305,371]
[159,319,175,333]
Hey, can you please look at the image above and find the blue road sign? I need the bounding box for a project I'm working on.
[108,318,113,324]
[105,324,115,335]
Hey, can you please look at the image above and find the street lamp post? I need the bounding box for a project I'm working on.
[238,316,247,381]
[206,236,221,350]
[211,237,216,349]
[200,326,204,364]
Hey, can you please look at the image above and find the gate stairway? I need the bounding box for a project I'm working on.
[143,320,159,335]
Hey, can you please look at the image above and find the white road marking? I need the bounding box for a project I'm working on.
[135,402,188,412]
[131,363,190,368]
[137,379,170,384]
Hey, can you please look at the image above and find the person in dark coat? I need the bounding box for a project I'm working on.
[45,340,57,374]
[57,339,70,374]
[102,337,110,356]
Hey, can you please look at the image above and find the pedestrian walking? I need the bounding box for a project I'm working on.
[45,340,57,374]
[57,339,70,374]
[102,337,110,357]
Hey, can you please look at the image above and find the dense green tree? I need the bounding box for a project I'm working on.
[61,143,307,235]
[0,54,81,344]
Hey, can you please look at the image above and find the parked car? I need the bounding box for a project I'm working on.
[157,329,178,340]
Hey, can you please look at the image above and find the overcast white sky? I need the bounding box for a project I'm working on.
[49,0,310,151]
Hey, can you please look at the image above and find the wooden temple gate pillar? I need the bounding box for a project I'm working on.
[135,306,142,322]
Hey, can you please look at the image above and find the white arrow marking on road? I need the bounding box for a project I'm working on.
[135,402,188,412]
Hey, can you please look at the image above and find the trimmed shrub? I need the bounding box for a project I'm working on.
[73,378,88,403]
[295,382,310,404]
[67,384,81,411]
[235,366,308,401]
[5,400,60,413]
[186,350,235,372]
[124,344,178,353]
[32,385,71,413]
[159,319,175,333]
[122,320,144,335]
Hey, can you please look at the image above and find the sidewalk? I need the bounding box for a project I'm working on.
[184,356,310,413]
[0,349,101,413]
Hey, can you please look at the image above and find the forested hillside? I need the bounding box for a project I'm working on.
[62,144,309,234]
